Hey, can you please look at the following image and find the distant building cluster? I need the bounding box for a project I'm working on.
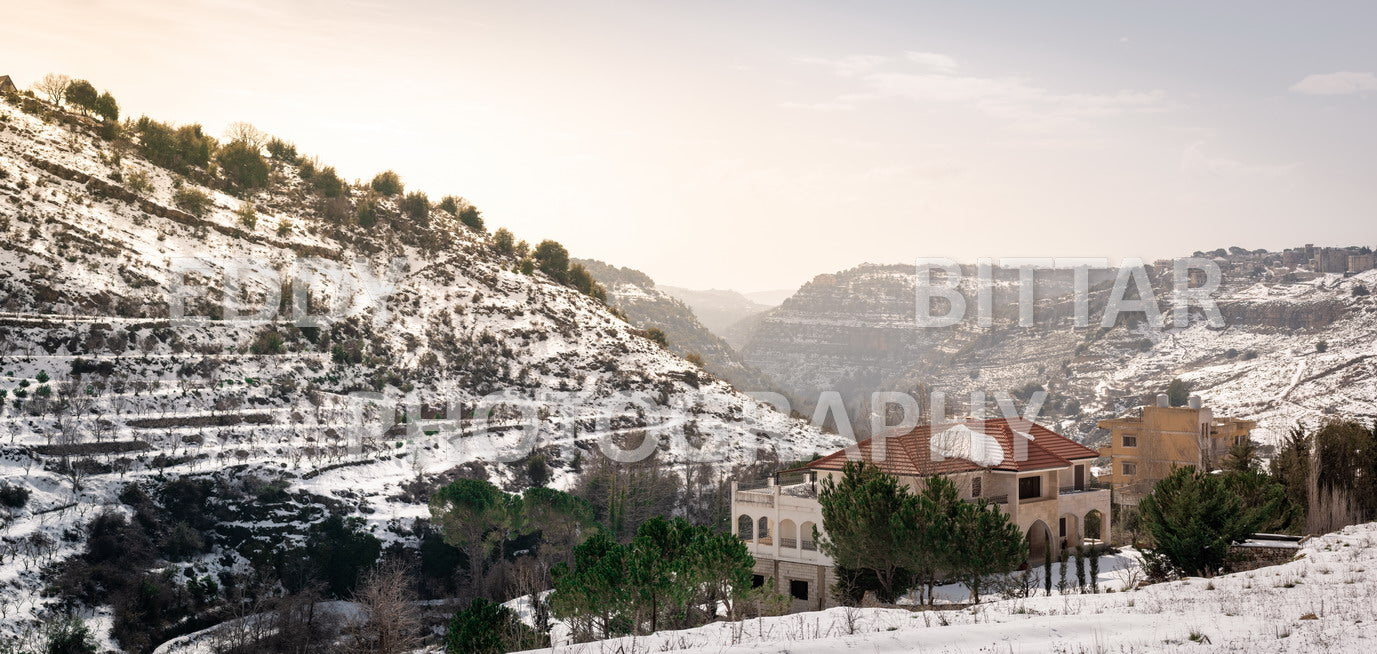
[1156,243,1375,285]
[1284,243,1375,275]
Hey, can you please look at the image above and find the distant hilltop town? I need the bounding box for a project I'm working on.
[1174,243,1375,281]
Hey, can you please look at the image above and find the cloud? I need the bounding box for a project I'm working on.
[1290,71,1377,95]
[862,71,1167,125]
[789,51,1169,128]
[1179,142,1296,179]
[795,54,890,77]
[904,51,958,74]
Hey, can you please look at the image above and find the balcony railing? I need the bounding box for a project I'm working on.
[779,537,797,549]
[963,492,1007,503]
[734,491,775,507]
[801,540,817,551]
[1059,482,1111,495]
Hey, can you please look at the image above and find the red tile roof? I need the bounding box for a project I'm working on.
[800,418,1098,476]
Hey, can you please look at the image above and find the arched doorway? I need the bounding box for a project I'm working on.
[1026,520,1053,563]
[800,521,817,550]
[1084,509,1104,543]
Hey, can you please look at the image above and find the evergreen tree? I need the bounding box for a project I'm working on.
[402,191,430,222]
[1221,469,1301,534]
[446,598,545,654]
[94,91,119,122]
[550,529,630,640]
[626,517,692,633]
[64,79,99,115]
[370,170,404,196]
[947,500,1025,603]
[297,514,382,598]
[216,139,270,190]
[458,203,485,232]
[1074,545,1086,591]
[643,327,668,347]
[907,475,959,604]
[1270,424,1311,519]
[1222,438,1261,473]
[430,479,514,592]
[514,486,595,562]
[493,228,516,256]
[1165,378,1190,407]
[816,462,921,603]
[438,195,459,214]
[533,240,571,283]
[1088,545,1100,593]
[1043,543,1053,596]
[314,165,345,198]
[1140,466,1267,576]
[1057,549,1069,594]
[45,616,99,654]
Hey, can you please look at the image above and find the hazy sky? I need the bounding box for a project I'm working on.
[5,1,1375,291]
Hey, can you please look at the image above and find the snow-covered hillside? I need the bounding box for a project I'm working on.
[0,95,844,646]
[737,261,1377,445]
[575,258,779,393]
[517,521,1377,653]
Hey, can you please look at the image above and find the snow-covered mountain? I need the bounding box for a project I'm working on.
[0,94,843,646]
[737,260,1377,445]
[574,259,779,394]
[656,285,774,341]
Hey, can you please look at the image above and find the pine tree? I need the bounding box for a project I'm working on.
[1140,466,1268,576]
[533,240,571,283]
[549,529,629,640]
[1088,545,1100,593]
[1074,545,1086,591]
[94,91,119,122]
[1166,378,1190,406]
[1043,543,1053,596]
[64,79,99,115]
[816,462,920,603]
[947,500,1025,603]
[1269,425,1310,519]
[1222,438,1261,473]
[908,475,960,604]
[1057,549,1068,594]
[429,479,513,593]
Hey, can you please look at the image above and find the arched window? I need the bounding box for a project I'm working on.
[779,519,798,548]
[800,521,817,551]
[757,517,771,541]
[737,515,754,541]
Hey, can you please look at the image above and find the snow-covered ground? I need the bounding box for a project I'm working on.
[515,523,1377,653]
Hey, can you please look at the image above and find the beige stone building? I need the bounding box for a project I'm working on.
[731,418,1109,612]
[1097,395,1256,506]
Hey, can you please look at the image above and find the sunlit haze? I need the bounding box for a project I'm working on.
[6,1,1375,290]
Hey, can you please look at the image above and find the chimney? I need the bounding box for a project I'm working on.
[1188,395,1202,410]
[1156,394,1169,408]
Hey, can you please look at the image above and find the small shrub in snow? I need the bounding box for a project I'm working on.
[235,202,257,230]
[216,139,270,190]
[370,170,403,196]
[265,137,298,162]
[0,481,30,508]
[125,169,152,195]
[173,187,211,216]
[402,190,429,222]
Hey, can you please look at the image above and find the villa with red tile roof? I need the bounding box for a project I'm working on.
[731,417,1110,612]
